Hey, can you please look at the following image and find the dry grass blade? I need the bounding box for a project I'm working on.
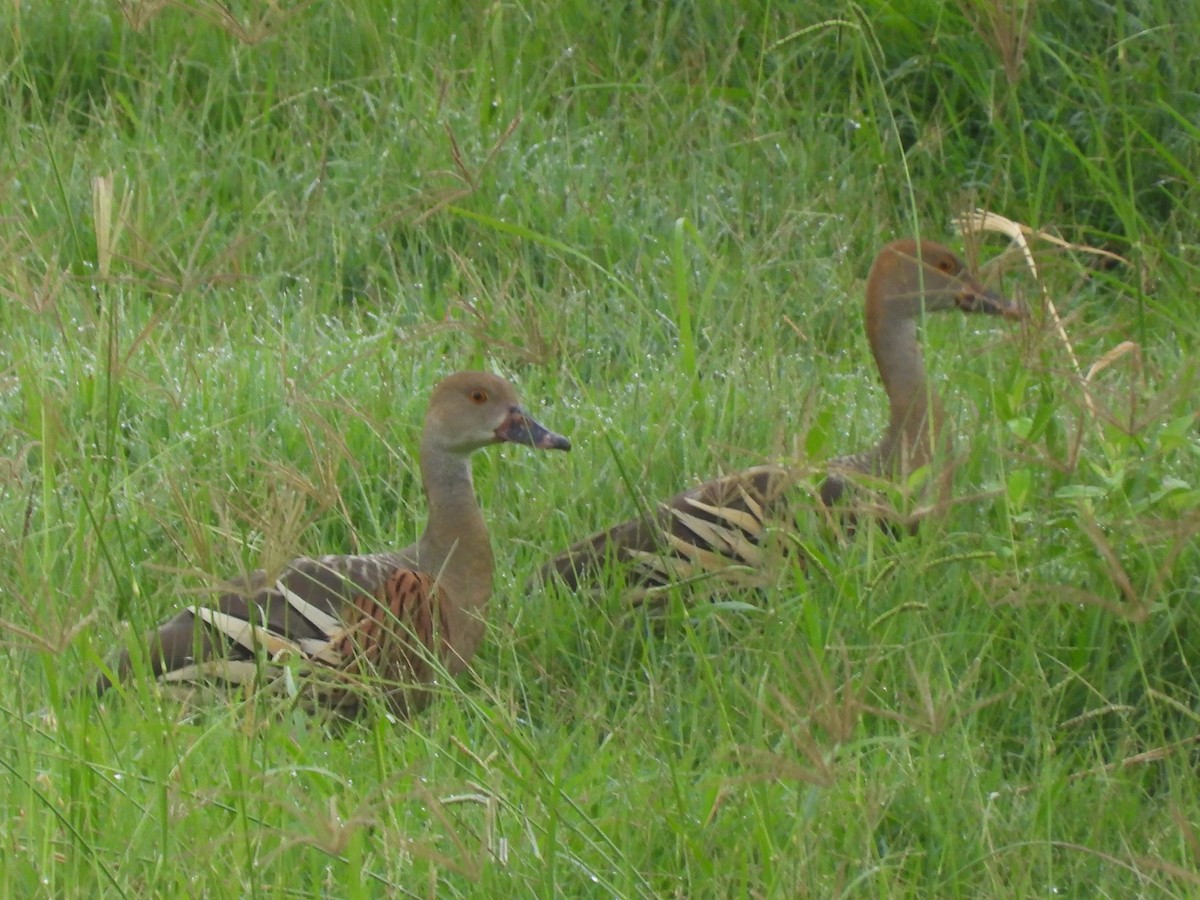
[981,572,1150,622]
[953,208,1128,272]
[1085,341,1140,383]
[166,0,320,44]
[863,653,1015,735]
[957,0,1037,85]
[1074,506,1148,619]
[1015,735,1200,796]
[953,207,1142,466]
[1170,806,1200,862]
[738,649,868,787]
[0,610,98,653]
[116,0,170,31]
[92,175,121,280]
[409,116,523,225]
[1129,857,1200,889]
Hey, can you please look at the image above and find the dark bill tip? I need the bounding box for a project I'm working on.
[495,409,571,451]
[961,286,1027,320]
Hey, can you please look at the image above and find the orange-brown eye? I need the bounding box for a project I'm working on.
[938,258,954,273]
[469,389,488,404]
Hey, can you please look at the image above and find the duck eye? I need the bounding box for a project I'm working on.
[938,258,954,273]
[469,389,488,404]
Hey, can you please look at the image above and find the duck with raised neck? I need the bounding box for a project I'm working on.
[540,239,1024,602]
[96,371,570,717]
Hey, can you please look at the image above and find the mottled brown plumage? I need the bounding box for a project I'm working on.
[540,239,1024,601]
[98,372,570,716]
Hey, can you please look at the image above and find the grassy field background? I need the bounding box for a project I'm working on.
[3,0,1199,895]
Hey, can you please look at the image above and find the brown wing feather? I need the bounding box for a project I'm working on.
[540,464,801,597]
[99,553,450,717]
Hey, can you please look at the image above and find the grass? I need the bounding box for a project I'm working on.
[2,0,1199,895]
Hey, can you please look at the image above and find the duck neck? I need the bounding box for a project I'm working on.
[417,440,495,602]
[868,309,943,477]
